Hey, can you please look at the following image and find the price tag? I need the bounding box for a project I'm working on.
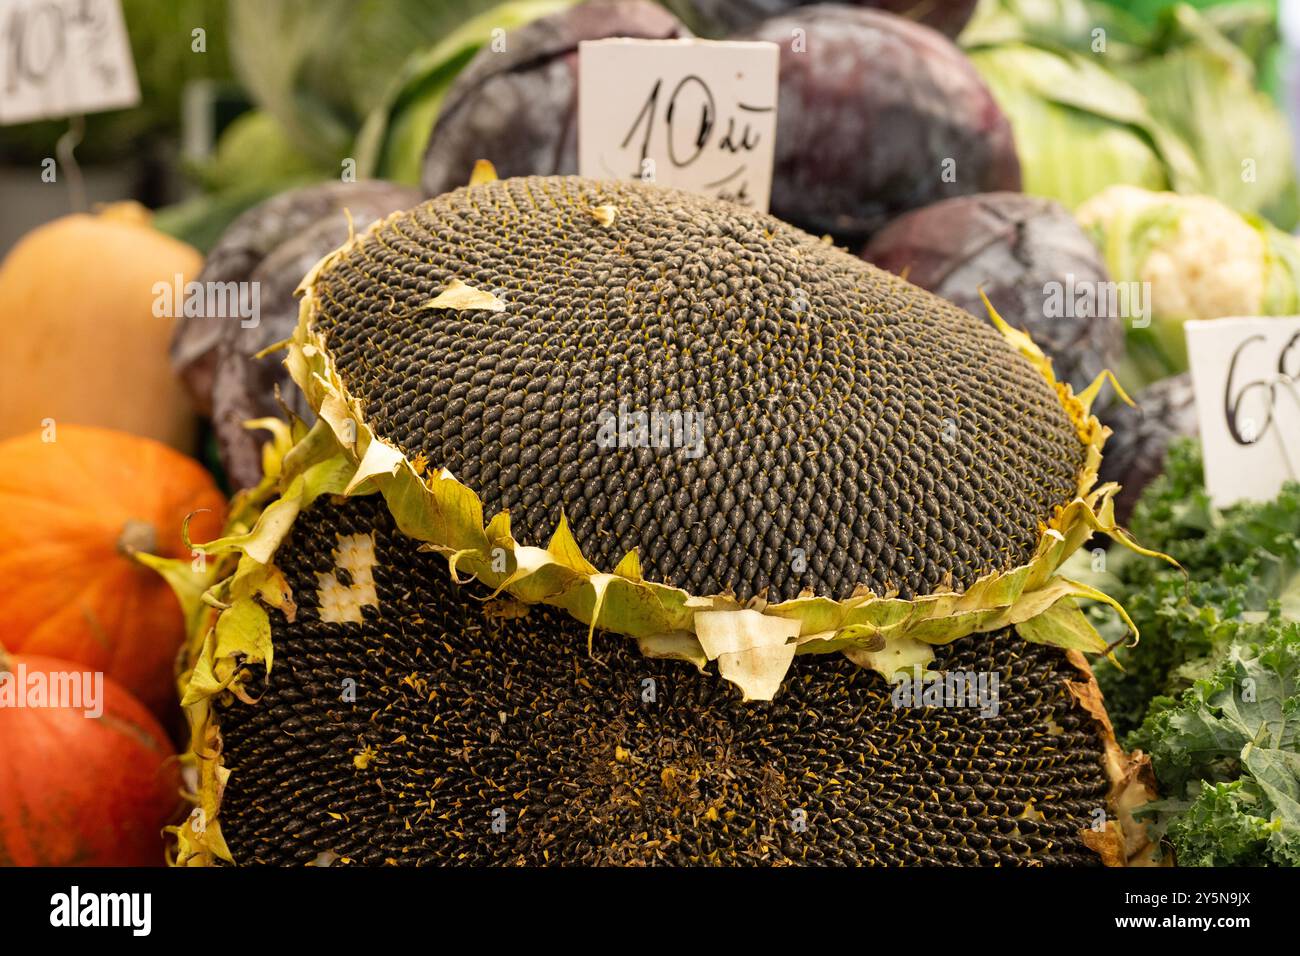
[1186,317,1300,507]
[578,38,779,211]
[0,0,139,126]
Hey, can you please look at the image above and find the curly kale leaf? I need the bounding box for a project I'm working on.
[1157,781,1295,867]
[1095,439,1300,732]
[1129,628,1300,866]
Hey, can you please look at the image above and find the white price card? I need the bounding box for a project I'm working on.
[1186,317,1300,507]
[0,0,139,126]
[578,38,778,211]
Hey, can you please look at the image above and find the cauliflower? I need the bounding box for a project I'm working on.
[1076,185,1300,380]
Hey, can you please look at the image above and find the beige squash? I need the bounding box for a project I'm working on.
[0,203,202,451]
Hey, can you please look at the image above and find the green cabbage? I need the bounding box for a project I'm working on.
[228,0,569,166]
[963,1,1299,228]
[965,42,1201,209]
[1115,4,1298,229]
[202,110,327,193]
[354,0,578,184]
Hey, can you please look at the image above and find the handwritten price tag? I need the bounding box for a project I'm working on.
[0,0,139,126]
[1186,317,1300,507]
[578,38,778,211]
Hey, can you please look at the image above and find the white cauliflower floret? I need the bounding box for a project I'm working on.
[1076,186,1265,323]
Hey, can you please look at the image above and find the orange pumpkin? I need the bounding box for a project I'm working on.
[0,651,181,866]
[0,425,225,717]
[0,202,203,452]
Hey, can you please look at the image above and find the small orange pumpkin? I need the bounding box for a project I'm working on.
[0,425,226,717]
[0,651,181,866]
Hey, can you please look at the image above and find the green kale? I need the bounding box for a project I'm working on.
[1160,781,1292,867]
[1088,438,1300,864]
[1128,629,1300,866]
[1094,439,1300,731]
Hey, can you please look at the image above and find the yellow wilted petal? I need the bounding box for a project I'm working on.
[546,513,598,576]
[717,641,798,702]
[1015,597,1110,654]
[694,608,800,660]
[421,278,505,313]
[469,159,498,185]
[1077,369,1134,416]
[844,637,935,681]
[344,435,405,495]
[612,548,643,581]
[635,632,708,671]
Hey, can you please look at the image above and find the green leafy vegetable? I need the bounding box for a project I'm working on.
[201,110,329,193]
[354,0,577,183]
[1093,440,1300,721]
[963,1,1298,229]
[1130,634,1300,866]
[1115,4,1298,229]
[965,41,1199,209]
[1084,439,1300,864]
[1092,0,1278,32]
[960,0,1148,53]
[228,0,567,166]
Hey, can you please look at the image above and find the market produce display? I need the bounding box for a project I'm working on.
[3,0,1300,875]
[163,175,1151,866]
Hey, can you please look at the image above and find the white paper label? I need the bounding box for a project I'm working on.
[1186,317,1300,507]
[578,38,779,211]
[0,0,139,126]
